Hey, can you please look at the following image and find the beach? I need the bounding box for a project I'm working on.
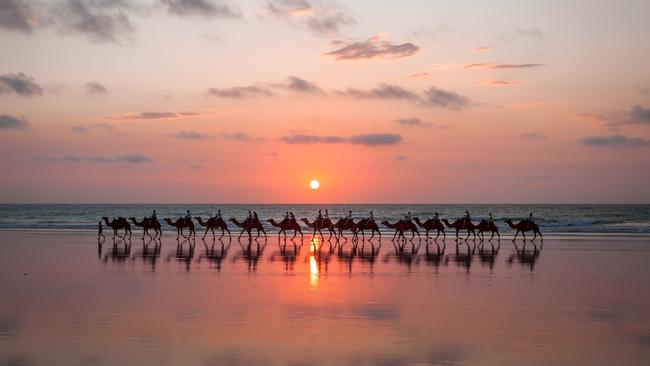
[1,230,649,366]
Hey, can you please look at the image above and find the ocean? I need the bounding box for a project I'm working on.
[0,204,649,236]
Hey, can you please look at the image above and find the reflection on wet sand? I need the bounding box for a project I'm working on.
[3,231,650,366]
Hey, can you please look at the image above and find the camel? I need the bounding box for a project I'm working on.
[332,218,355,239]
[164,218,195,239]
[267,218,303,240]
[102,217,132,239]
[229,218,266,239]
[442,219,476,241]
[129,217,162,240]
[352,219,381,241]
[381,220,420,240]
[195,217,231,240]
[301,217,337,241]
[474,220,500,240]
[505,219,542,242]
[413,217,445,240]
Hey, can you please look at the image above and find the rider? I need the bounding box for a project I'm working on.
[185,210,192,222]
[317,210,322,224]
[253,211,259,222]
[346,210,353,223]
[404,211,412,224]
[369,210,375,222]
[151,210,157,221]
[464,210,471,223]
[284,211,290,221]
[488,212,495,226]
[528,212,535,223]
[433,212,439,221]
[324,209,329,220]
[289,211,296,224]
[246,211,253,223]
[215,209,222,220]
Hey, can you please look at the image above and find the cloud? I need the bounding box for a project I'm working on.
[472,46,494,52]
[272,75,324,94]
[408,72,430,79]
[51,0,136,44]
[280,133,401,146]
[206,85,273,98]
[465,63,545,69]
[160,0,241,18]
[84,81,108,95]
[520,133,549,141]
[581,134,650,149]
[485,79,519,86]
[267,0,353,35]
[423,87,470,110]
[0,0,43,33]
[516,26,544,38]
[325,36,419,61]
[395,117,424,126]
[629,104,650,124]
[0,114,29,130]
[338,83,420,101]
[0,72,43,96]
[222,131,261,142]
[35,154,153,164]
[104,112,190,120]
[174,130,211,140]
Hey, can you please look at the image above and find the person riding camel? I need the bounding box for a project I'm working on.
[433,212,439,222]
[404,212,412,224]
[463,210,471,224]
[346,210,353,224]
[253,211,259,223]
[289,211,296,224]
[526,212,535,229]
[185,210,192,224]
[246,211,253,224]
[324,209,329,221]
[488,212,495,227]
[151,210,157,221]
[369,211,375,223]
[317,210,322,225]
[215,209,222,220]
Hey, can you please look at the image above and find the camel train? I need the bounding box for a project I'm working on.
[100,211,542,243]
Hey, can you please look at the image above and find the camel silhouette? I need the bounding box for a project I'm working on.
[442,218,476,241]
[382,220,420,240]
[102,217,132,239]
[352,219,381,241]
[413,217,446,240]
[164,218,195,239]
[474,220,500,240]
[505,219,542,242]
[267,218,303,240]
[229,218,266,240]
[301,217,337,241]
[129,217,162,240]
[194,217,231,240]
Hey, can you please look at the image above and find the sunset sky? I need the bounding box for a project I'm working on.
[1,0,649,203]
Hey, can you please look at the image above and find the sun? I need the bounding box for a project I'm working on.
[310,180,320,190]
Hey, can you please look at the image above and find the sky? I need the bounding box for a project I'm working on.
[0,0,649,203]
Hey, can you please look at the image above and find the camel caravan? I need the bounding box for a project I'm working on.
[100,209,543,243]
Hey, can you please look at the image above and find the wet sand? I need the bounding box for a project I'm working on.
[1,231,649,365]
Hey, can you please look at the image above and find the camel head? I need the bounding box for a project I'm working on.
[164,218,174,225]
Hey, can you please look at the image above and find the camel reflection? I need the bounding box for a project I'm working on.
[196,238,231,272]
[507,241,542,272]
[167,238,195,271]
[445,243,474,272]
[269,238,303,273]
[102,237,132,264]
[477,240,500,271]
[131,238,162,271]
[384,239,421,272]
[423,242,446,272]
[231,237,267,271]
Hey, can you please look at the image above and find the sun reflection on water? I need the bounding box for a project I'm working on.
[309,237,319,289]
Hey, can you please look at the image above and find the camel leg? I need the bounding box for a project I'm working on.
[513,230,519,242]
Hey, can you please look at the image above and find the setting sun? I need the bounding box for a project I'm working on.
[310,180,320,190]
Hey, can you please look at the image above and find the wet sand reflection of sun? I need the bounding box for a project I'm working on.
[309,237,319,289]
